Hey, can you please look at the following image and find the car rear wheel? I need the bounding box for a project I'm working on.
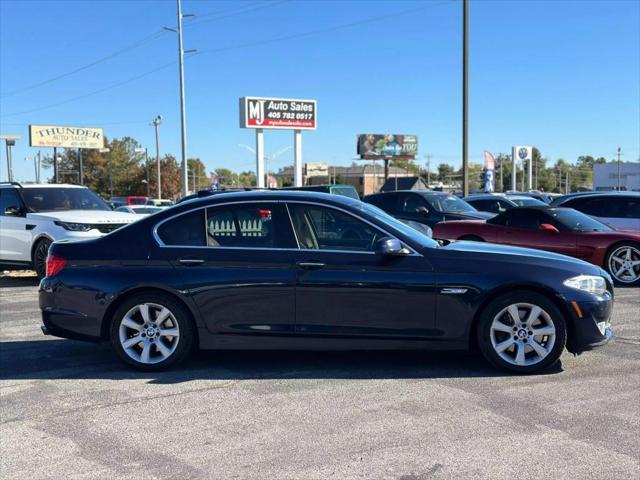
[477,291,566,374]
[606,243,640,286]
[33,238,51,279]
[110,293,195,371]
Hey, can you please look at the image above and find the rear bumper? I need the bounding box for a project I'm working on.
[564,292,613,354]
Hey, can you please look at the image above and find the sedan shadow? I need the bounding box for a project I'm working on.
[0,338,563,383]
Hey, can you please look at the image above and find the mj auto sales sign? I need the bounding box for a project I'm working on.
[239,97,317,130]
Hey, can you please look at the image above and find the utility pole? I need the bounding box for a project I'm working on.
[616,147,622,190]
[499,156,503,192]
[151,115,162,199]
[1,135,20,182]
[54,147,59,183]
[177,0,188,196]
[425,154,432,185]
[99,148,112,197]
[462,0,469,196]
[78,149,83,185]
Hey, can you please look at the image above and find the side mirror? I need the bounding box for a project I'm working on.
[416,206,429,215]
[376,237,410,256]
[539,223,559,233]
[4,206,24,217]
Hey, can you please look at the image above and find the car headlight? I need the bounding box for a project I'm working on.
[54,221,94,232]
[563,275,607,295]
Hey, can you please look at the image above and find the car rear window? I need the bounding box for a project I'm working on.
[157,209,206,246]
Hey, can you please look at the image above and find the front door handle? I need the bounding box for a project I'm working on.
[296,261,325,270]
[179,257,205,266]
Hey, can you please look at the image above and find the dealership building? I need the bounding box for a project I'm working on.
[593,162,640,191]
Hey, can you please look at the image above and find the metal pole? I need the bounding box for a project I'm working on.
[521,161,525,191]
[78,149,83,185]
[109,152,113,197]
[499,157,503,192]
[511,147,517,191]
[617,147,621,190]
[462,0,469,197]
[177,0,188,197]
[255,129,265,188]
[153,118,162,199]
[53,147,58,183]
[37,151,41,183]
[527,156,533,190]
[5,141,13,182]
[294,129,303,187]
[145,149,150,197]
[33,156,37,182]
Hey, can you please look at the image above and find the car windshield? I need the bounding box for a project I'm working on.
[356,202,440,249]
[21,187,110,212]
[511,197,546,207]
[427,195,477,213]
[549,209,613,232]
[331,186,360,200]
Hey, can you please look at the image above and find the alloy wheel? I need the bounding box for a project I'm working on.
[608,245,640,284]
[489,302,556,367]
[34,239,51,278]
[118,302,180,365]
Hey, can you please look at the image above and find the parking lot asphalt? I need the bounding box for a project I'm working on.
[0,275,638,480]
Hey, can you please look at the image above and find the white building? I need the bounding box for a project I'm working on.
[593,162,640,191]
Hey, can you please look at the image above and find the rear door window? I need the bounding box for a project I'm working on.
[157,209,206,246]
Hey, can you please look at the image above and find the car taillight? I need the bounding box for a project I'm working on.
[46,254,67,277]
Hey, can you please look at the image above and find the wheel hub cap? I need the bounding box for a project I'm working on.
[145,326,157,337]
[517,328,528,340]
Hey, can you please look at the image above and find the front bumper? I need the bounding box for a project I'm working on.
[564,291,613,354]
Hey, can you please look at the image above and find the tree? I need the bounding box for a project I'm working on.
[187,158,208,191]
[437,163,455,183]
[215,168,238,188]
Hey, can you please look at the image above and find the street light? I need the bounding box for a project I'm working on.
[151,115,162,199]
[238,144,292,187]
[98,148,112,197]
[0,134,20,182]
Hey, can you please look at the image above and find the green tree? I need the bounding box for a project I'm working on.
[187,158,209,191]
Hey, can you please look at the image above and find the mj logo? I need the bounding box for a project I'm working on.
[248,100,266,125]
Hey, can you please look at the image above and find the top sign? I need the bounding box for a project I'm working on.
[357,134,418,159]
[29,125,105,149]
[240,97,317,130]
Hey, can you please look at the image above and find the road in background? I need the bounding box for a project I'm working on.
[1,276,639,479]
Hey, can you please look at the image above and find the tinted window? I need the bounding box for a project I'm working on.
[469,199,507,214]
[425,195,476,213]
[546,209,612,232]
[330,186,360,200]
[366,194,398,213]
[157,209,206,246]
[0,188,24,215]
[505,210,541,230]
[206,203,284,248]
[400,194,427,213]
[289,204,383,252]
[568,197,609,217]
[21,187,110,212]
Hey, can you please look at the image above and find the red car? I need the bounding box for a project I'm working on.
[433,206,640,286]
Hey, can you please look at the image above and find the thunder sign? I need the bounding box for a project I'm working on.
[239,97,317,130]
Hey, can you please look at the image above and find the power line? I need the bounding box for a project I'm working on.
[184,1,286,27]
[0,30,166,99]
[0,2,453,118]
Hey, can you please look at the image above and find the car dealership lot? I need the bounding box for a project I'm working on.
[1,275,638,479]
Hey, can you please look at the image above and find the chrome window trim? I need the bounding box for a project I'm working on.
[152,198,420,256]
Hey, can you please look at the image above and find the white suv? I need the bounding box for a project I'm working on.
[0,183,138,278]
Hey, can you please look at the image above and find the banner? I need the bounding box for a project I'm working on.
[483,150,496,192]
[357,134,418,158]
[239,97,317,130]
[29,125,104,149]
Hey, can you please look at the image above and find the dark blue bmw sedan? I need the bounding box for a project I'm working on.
[39,191,613,373]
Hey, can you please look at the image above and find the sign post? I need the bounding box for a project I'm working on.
[511,146,532,191]
[240,97,316,188]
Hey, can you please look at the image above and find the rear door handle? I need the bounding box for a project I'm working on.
[296,261,325,270]
[179,257,205,266]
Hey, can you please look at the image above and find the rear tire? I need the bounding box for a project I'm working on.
[476,291,566,374]
[110,292,195,371]
[32,238,51,279]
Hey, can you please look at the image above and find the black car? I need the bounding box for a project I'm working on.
[40,191,613,373]
[363,191,494,229]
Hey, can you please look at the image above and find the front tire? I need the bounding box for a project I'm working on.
[476,291,566,374]
[606,243,640,286]
[110,293,195,371]
[33,238,52,279]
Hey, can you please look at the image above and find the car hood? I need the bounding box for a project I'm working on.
[441,239,598,270]
[442,211,495,221]
[27,210,138,224]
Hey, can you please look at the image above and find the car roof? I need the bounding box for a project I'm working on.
[0,182,86,189]
[179,189,362,208]
[365,190,448,197]
[556,191,639,201]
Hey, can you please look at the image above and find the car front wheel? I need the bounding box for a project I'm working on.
[477,291,566,374]
[110,293,195,371]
